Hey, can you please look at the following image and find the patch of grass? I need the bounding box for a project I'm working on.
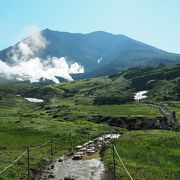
[104,130,180,180]
[48,96,161,118]
[75,103,160,117]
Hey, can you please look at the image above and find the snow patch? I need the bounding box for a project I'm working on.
[16,78,24,81]
[25,98,44,103]
[134,90,148,101]
[97,57,103,64]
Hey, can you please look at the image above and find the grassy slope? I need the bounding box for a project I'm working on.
[0,117,116,179]
[0,64,180,179]
[49,97,160,117]
[104,130,180,180]
[0,82,160,179]
[0,93,121,179]
[122,64,180,101]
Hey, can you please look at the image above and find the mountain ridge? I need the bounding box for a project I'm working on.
[0,29,180,81]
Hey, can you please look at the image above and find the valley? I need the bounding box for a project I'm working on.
[0,64,180,179]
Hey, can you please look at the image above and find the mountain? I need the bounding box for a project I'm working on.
[0,29,180,80]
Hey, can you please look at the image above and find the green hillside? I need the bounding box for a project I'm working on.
[123,64,180,97]
[0,64,180,179]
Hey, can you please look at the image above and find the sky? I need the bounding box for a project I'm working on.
[0,0,180,53]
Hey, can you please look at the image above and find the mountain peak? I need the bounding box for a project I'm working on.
[43,28,51,32]
[0,29,180,83]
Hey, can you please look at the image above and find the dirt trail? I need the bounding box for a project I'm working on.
[52,158,104,180]
[43,134,120,180]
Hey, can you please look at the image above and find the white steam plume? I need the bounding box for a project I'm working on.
[8,26,47,62]
[0,26,84,83]
[0,57,84,83]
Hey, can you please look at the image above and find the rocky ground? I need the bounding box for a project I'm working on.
[33,134,121,180]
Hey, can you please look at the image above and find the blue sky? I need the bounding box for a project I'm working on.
[0,0,180,53]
